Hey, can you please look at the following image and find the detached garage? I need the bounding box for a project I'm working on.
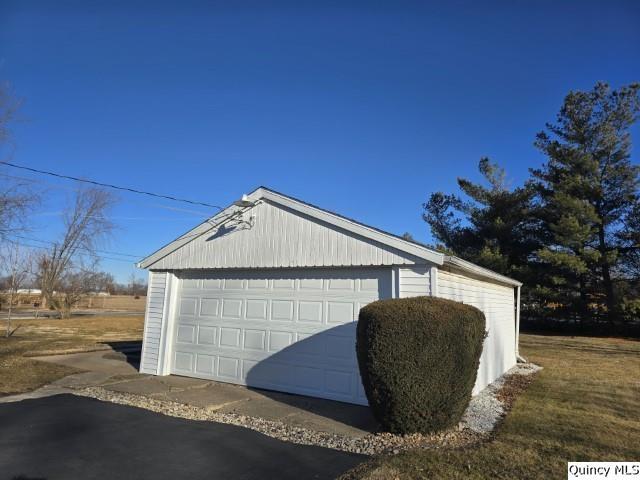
[137,187,522,406]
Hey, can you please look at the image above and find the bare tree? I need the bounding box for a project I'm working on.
[1,243,34,337]
[37,187,115,317]
[0,83,20,147]
[0,83,37,239]
[56,266,102,315]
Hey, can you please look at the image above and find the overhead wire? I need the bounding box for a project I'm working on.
[4,238,139,264]
[8,234,142,259]
[0,161,224,210]
[0,172,213,218]
[0,162,249,264]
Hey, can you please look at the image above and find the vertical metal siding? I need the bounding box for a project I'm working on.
[139,271,168,374]
[437,269,517,395]
[150,201,420,270]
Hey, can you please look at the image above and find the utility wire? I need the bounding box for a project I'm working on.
[8,234,142,259]
[4,239,138,264]
[0,161,224,210]
[0,172,213,217]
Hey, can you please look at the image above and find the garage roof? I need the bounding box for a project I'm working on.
[137,186,521,287]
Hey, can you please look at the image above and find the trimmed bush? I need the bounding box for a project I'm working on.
[356,296,486,434]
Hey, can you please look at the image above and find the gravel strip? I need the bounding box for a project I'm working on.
[462,362,542,434]
[73,362,541,455]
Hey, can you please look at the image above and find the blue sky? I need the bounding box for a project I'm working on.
[1,0,639,282]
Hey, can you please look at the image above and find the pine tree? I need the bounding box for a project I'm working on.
[532,82,640,324]
[423,158,538,279]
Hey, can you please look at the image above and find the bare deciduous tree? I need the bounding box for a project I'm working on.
[37,187,115,317]
[1,243,34,337]
[56,265,102,315]
[0,83,38,239]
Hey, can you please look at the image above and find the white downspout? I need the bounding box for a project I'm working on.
[515,285,526,363]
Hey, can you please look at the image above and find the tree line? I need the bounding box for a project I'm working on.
[423,82,640,334]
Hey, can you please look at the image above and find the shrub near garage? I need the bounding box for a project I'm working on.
[356,296,486,434]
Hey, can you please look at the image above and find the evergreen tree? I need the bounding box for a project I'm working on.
[423,158,538,279]
[532,82,640,324]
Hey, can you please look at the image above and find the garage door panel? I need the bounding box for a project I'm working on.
[179,297,198,316]
[197,325,217,345]
[195,354,215,375]
[271,300,295,321]
[200,298,220,317]
[219,327,241,347]
[170,268,389,405]
[268,331,293,351]
[327,301,354,323]
[176,325,196,344]
[221,299,243,319]
[298,301,323,323]
[326,370,352,396]
[246,299,268,320]
[218,356,240,379]
[174,352,194,373]
[243,329,266,351]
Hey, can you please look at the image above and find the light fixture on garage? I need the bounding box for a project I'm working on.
[233,194,255,208]
[227,194,257,229]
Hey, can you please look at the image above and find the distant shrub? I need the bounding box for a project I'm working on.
[356,296,486,434]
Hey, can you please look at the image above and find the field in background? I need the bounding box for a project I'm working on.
[75,295,147,311]
[2,294,147,313]
[0,315,144,395]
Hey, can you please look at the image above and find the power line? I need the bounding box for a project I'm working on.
[0,161,224,210]
[4,239,138,264]
[0,172,213,217]
[9,234,142,259]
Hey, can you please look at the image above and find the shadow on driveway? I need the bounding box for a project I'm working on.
[103,341,142,370]
[0,395,364,480]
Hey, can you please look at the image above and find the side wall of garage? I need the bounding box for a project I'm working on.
[397,265,432,298]
[139,271,169,374]
[436,268,517,394]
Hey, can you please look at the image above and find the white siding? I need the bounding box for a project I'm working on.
[398,265,431,298]
[437,269,517,394]
[139,271,168,374]
[149,201,420,270]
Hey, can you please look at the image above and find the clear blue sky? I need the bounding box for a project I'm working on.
[1,0,639,282]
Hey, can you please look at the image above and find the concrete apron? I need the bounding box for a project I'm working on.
[1,349,378,439]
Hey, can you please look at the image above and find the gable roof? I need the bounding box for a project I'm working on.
[137,186,444,269]
[137,186,522,287]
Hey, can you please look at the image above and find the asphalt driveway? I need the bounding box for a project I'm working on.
[0,394,364,480]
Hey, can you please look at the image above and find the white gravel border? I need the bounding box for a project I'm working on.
[73,362,541,455]
[462,362,542,434]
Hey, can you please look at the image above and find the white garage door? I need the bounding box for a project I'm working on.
[170,268,391,405]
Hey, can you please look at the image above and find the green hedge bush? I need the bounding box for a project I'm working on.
[356,296,486,434]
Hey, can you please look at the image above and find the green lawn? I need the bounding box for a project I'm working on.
[341,334,640,480]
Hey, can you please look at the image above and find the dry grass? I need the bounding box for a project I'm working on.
[341,334,640,480]
[7,294,147,312]
[0,315,144,396]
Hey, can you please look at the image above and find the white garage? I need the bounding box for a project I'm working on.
[138,187,522,405]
